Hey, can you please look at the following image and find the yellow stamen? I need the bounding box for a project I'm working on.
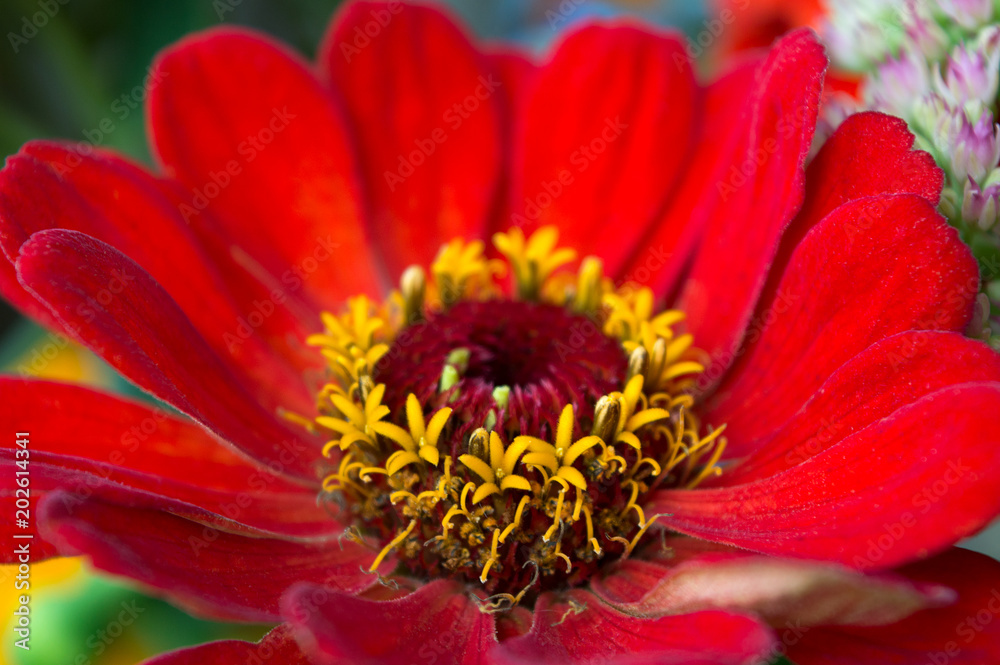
[431,238,503,306]
[358,466,389,482]
[543,490,567,543]
[390,490,417,505]
[630,457,661,478]
[294,225,731,609]
[400,265,426,324]
[572,256,605,314]
[684,427,728,489]
[619,479,645,526]
[277,408,316,433]
[554,549,572,573]
[572,488,585,521]
[369,519,416,572]
[479,529,502,583]
[499,496,531,544]
[627,515,664,555]
[493,226,577,300]
[553,598,587,626]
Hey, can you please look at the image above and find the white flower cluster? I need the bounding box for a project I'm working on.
[824,0,1000,343]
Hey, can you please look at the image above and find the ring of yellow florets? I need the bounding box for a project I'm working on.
[294,227,727,609]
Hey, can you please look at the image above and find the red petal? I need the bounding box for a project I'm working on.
[284,579,497,665]
[592,537,953,627]
[619,53,763,300]
[15,229,321,482]
[0,141,315,414]
[723,331,1000,484]
[788,548,1000,665]
[321,2,502,275]
[142,625,309,664]
[494,589,774,665]
[508,23,697,277]
[677,29,826,380]
[487,49,536,114]
[652,383,1000,569]
[730,112,946,415]
[794,112,942,239]
[40,494,385,622]
[705,195,979,456]
[149,28,384,303]
[0,379,335,563]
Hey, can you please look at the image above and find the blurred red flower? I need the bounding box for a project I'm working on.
[708,0,824,53]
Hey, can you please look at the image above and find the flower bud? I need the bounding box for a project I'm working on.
[591,395,622,442]
[904,3,949,62]
[948,108,1000,183]
[825,0,909,72]
[932,27,1000,108]
[961,176,1000,230]
[467,428,490,462]
[626,346,649,383]
[400,265,426,324]
[866,47,931,119]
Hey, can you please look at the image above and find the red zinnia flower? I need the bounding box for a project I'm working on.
[3,3,1000,664]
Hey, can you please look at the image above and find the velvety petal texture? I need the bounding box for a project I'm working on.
[783,112,943,249]
[677,29,825,381]
[15,230,321,482]
[285,580,497,665]
[0,379,335,564]
[322,2,503,275]
[706,195,980,456]
[150,28,385,303]
[788,549,1000,664]
[622,54,761,299]
[41,494,389,622]
[724,332,1000,484]
[653,383,1000,568]
[494,590,775,665]
[508,23,696,276]
[594,538,955,627]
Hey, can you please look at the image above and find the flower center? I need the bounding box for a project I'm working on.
[299,227,727,609]
[374,299,627,441]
